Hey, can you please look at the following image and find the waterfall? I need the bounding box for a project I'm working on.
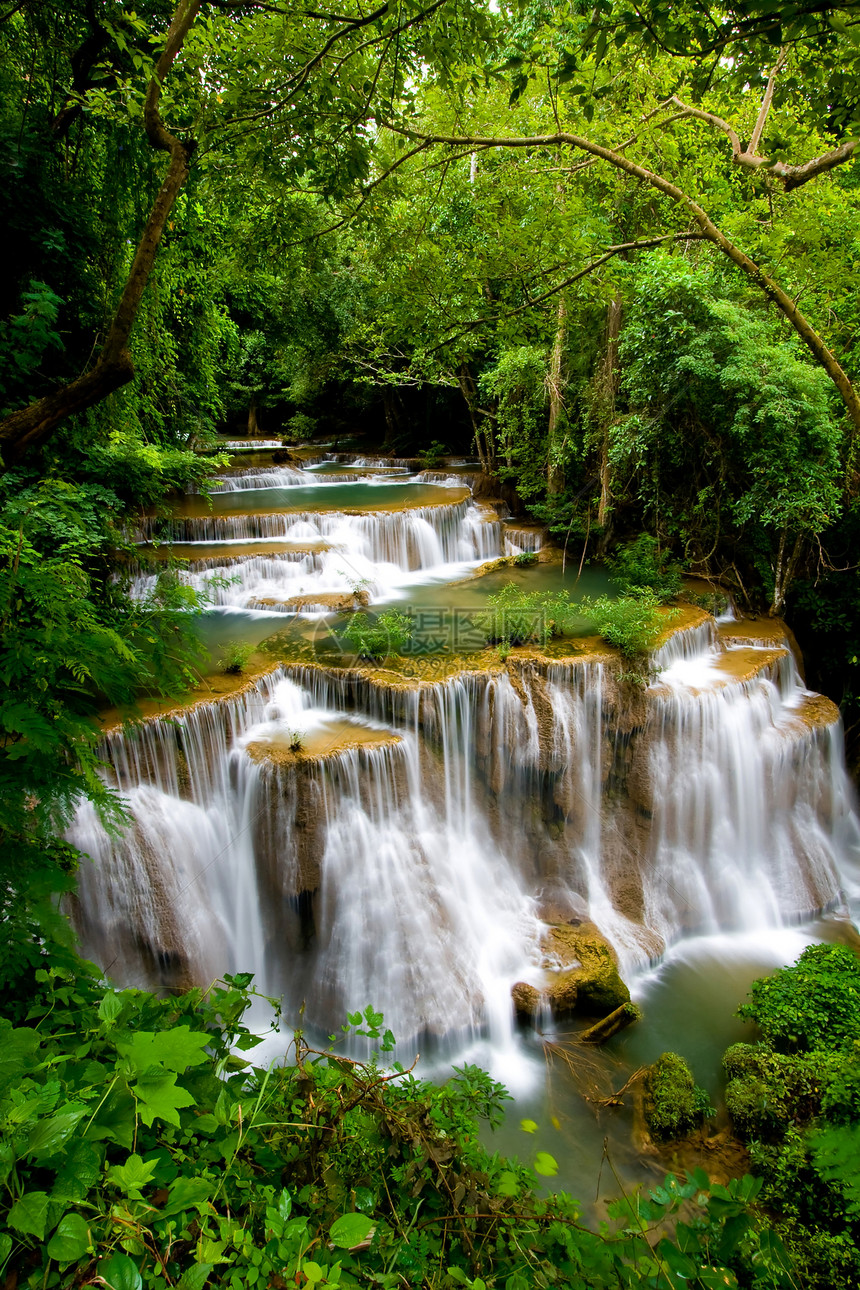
[134,498,481,555]
[208,465,311,490]
[70,624,860,1046]
[504,527,544,556]
[129,500,504,609]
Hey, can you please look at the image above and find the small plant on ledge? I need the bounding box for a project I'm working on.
[222,641,255,674]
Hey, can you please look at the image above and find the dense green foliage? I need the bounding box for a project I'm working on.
[574,592,673,660]
[0,968,797,1290]
[724,944,860,1288]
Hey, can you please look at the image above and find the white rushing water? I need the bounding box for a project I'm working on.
[130,496,503,610]
[71,460,860,1061]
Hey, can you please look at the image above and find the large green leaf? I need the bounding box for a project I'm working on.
[329,1212,375,1249]
[174,1265,214,1290]
[156,1176,214,1220]
[99,1252,143,1290]
[133,1071,196,1128]
[25,1105,87,1160]
[7,1190,51,1240]
[0,1028,41,1091]
[106,1153,158,1198]
[116,1027,210,1075]
[46,1212,90,1264]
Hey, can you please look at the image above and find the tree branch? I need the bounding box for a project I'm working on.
[671,55,859,192]
[748,47,787,156]
[381,121,860,434]
[425,232,705,355]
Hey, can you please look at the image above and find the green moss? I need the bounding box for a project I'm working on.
[645,1052,714,1141]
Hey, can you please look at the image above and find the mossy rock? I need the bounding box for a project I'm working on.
[543,922,630,1018]
[644,1051,714,1141]
[511,981,541,1022]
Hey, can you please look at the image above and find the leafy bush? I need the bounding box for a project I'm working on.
[222,641,254,675]
[574,590,672,658]
[0,967,795,1290]
[645,1052,714,1140]
[723,944,860,1288]
[737,943,860,1055]
[418,439,450,469]
[480,583,579,647]
[284,411,318,443]
[609,534,683,602]
[340,609,413,660]
[514,550,538,566]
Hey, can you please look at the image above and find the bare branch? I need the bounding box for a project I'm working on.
[748,47,787,156]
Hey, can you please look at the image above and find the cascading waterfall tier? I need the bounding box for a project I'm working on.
[129,498,503,609]
[71,617,860,1047]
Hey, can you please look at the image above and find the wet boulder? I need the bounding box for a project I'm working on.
[543,922,630,1018]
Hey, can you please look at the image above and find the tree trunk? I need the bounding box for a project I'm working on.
[0,0,201,464]
[597,295,622,549]
[458,362,493,474]
[546,294,568,495]
[770,531,804,615]
[381,387,405,448]
[248,397,259,437]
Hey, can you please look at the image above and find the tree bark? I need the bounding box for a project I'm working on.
[597,294,622,547]
[546,294,567,495]
[0,0,202,464]
[387,124,860,439]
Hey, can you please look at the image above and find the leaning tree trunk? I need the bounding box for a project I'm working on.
[0,0,201,464]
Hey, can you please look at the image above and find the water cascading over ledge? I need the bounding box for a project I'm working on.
[68,618,860,1046]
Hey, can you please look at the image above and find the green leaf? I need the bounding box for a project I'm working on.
[133,1071,196,1128]
[533,1152,559,1177]
[496,1171,519,1197]
[47,1212,90,1264]
[519,1118,538,1134]
[53,1141,102,1203]
[85,1083,136,1148]
[99,1252,143,1290]
[25,1106,87,1160]
[0,1234,10,1266]
[0,1028,41,1091]
[174,1265,214,1290]
[303,1263,324,1283]
[98,991,123,1025]
[116,1026,210,1074]
[157,1176,213,1220]
[107,1153,158,1197]
[330,1212,375,1248]
[7,1190,51,1239]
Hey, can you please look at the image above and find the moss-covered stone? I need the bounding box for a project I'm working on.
[644,1051,714,1141]
[511,981,541,1022]
[542,922,630,1018]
